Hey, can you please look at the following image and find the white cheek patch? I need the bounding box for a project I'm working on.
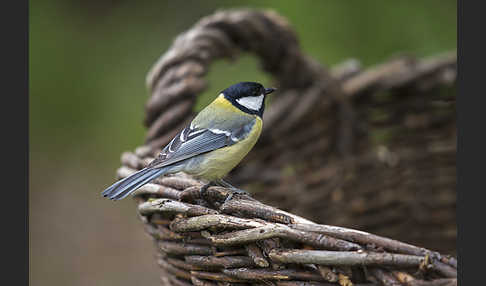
[236,94,264,111]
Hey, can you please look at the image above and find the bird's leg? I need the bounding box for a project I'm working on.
[199,181,216,199]
[215,179,251,202]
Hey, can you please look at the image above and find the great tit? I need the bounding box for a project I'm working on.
[102,81,275,200]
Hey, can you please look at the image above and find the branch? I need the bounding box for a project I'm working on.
[268,249,424,267]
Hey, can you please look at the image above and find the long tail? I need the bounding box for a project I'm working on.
[101,167,168,200]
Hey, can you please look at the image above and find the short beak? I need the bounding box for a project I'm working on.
[264,87,276,95]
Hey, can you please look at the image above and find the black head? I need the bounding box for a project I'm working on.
[221,82,276,117]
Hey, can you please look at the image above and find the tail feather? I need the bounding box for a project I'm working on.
[102,167,167,200]
[101,168,151,197]
[108,168,156,199]
[111,169,166,200]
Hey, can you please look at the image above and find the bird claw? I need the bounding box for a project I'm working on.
[199,182,214,199]
[199,180,251,203]
[224,188,251,203]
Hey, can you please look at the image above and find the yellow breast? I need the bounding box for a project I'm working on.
[189,116,262,181]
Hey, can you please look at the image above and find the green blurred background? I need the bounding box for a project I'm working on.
[30,1,456,285]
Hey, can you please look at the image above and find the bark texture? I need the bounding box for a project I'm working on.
[115,8,457,285]
[140,9,456,255]
[118,168,457,286]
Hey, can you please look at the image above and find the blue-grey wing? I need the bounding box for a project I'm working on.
[147,119,255,169]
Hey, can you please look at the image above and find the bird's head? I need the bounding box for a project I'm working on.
[221,82,276,117]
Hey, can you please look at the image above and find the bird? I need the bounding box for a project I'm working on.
[102,81,276,201]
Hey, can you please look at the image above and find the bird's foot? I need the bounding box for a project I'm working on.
[224,187,251,203]
[200,180,251,203]
[199,181,215,199]
[214,179,251,203]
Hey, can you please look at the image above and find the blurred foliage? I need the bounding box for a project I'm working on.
[29,1,456,285]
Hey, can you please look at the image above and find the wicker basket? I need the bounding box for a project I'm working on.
[116,161,457,286]
[114,9,457,285]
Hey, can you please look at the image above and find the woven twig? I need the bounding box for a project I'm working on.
[144,8,455,151]
[138,8,456,254]
[113,8,457,286]
[116,161,457,285]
